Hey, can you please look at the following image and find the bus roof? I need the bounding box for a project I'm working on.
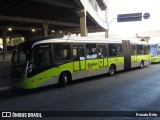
[19,36,149,48]
[34,36,148,46]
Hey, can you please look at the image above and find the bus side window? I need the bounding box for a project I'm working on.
[131,45,137,55]
[108,44,117,57]
[79,45,85,60]
[62,49,70,60]
[62,45,71,60]
[117,44,122,56]
[141,46,144,54]
[97,45,107,58]
[72,46,79,60]
[72,45,85,61]
[32,44,52,73]
[54,44,71,61]
[86,44,97,59]
[36,50,43,66]
[97,45,103,58]
[137,45,144,54]
[144,45,150,54]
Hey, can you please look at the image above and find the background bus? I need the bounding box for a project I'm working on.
[150,43,160,63]
[10,36,151,89]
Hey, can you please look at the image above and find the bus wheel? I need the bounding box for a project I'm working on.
[140,61,144,69]
[59,73,68,87]
[109,65,116,76]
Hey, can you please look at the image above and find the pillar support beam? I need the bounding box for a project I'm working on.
[77,9,88,36]
[43,22,49,37]
[1,27,7,60]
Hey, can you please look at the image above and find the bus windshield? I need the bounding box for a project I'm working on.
[13,47,27,65]
[11,43,30,78]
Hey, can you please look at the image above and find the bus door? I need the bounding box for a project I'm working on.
[72,45,86,72]
[108,44,122,71]
[86,44,99,77]
[30,44,53,86]
[97,45,108,68]
[117,44,124,70]
[131,45,138,67]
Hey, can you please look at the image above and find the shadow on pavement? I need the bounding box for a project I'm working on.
[0,66,149,101]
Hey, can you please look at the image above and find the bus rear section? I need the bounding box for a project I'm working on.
[150,43,160,63]
[122,40,151,69]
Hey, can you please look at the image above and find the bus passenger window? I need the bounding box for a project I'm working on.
[137,45,144,54]
[62,49,69,60]
[144,45,150,54]
[35,50,52,67]
[108,44,117,57]
[79,45,85,60]
[86,44,97,59]
[117,44,122,56]
[72,45,85,61]
[97,45,107,58]
[72,46,78,60]
[97,45,103,58]
[131,45,137,55]
[54,44,71,61]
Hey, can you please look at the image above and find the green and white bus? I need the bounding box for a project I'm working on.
[150,43,160,63]
[10,36,151,89]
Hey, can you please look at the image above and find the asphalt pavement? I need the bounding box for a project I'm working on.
[1,63,160,120]
[0,60,11,87]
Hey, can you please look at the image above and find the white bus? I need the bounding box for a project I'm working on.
[10,36,151,89]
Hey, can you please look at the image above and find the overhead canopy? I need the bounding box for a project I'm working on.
[0,0,105,35]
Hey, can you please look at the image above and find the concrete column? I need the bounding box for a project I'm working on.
[77,9,88,36]
[43,22,48,37]
[1,27,7,60]
[105,8,109,38]
[105,30,109,38]
[80,16,88,36]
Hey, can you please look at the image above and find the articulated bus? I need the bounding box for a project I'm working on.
[150,43,160,63]
[10,36,151,89]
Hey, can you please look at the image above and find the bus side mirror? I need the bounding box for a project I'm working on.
[30,63,36,69]
[28,63,36,74]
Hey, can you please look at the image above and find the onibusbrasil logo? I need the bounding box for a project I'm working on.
[1,112,42,118]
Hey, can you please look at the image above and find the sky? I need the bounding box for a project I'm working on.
[107,0,160,39]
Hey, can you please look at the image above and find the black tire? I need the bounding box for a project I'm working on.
[109,65,116,76]
[59,73,68,87]
[140,61,144,69]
